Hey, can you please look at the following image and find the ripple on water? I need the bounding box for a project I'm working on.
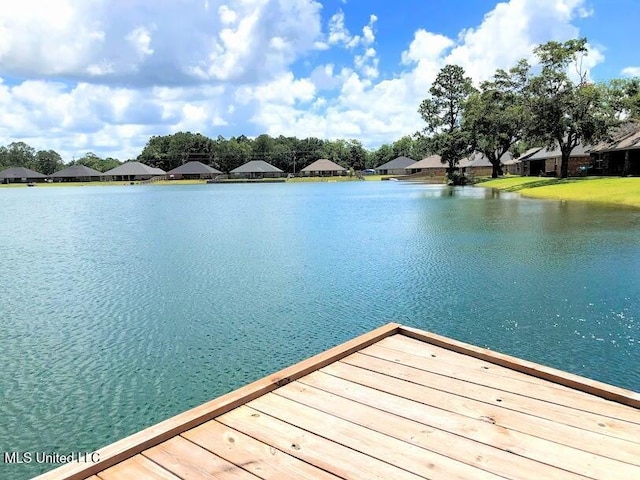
[0,183,639,479]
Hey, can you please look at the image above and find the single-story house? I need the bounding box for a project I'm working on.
[49,164,103,182]
[522,144,591,177]
[405,154,446,177]
[375,156,416,175]
[102,161,166,181]
[503,148,542,175]
[458,152,503,177]
[167,161,223,180]
[230,160,284,179]
[590,121,640,176]
[300,159,347,177]
[0,166,47,184]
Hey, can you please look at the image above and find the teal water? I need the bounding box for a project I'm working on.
[0,182,638,479]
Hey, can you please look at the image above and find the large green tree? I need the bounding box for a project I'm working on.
[526,38,615,178]
[347,139,367,170]
[603,77,640,120]
[389,135,429,161]
[320,138,349,166]
[370,143,394,168]
[138,132,217,171]
[418,64,476,180]
[74,152,121,172]
[214,136,252,172]
[252,134,275,163]
[464,60,531,178]
[4,142,36,168]
[34,150,64,174]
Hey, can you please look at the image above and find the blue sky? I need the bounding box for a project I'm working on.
[0,0,638,161]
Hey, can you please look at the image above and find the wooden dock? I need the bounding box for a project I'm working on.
[35,323,640,480]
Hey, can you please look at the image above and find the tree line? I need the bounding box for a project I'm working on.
[136,132,429,173]
[0,143,121,174]
[0,133,428,175]
[418,38,640,181]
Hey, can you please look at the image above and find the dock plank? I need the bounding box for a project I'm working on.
[217,405,425,480]
[343,351,640,443]
[97,455,179,480]
[399,325,640,408]
[143,436,258,479]
[319,362,640,466]
[372,337,640,424]
[183,420,342,480]
[275,379,590,480]
[378,335,554,385]
[296,370,640,479]
[247,392,505,480]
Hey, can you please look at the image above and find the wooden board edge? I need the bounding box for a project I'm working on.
[33,323,401,480]
[398,325,640,408]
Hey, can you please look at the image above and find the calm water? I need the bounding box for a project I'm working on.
[0,182,638,479]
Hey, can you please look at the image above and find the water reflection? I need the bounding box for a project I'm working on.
[0,182,638,480]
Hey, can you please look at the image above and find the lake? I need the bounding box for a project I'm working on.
[1,181,638,479]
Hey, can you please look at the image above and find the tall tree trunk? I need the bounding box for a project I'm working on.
[623,151,630,176]
[560,152,569,178]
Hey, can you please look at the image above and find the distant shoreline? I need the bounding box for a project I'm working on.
[0,175,404,188]
[8,175,637,210]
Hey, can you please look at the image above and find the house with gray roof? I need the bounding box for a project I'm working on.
[300,159,347,177]
[102,161,166,181]
[404,154,446,178]
[590,121,640,176]
[49,164,103,182]
[0,166,47,184]
[504,148,542,175]
[375,156,415,175]
[458,151,514,177]
[230,160,284,179]
[167,161,223,180]
[458,152,494,176]
[522,143,591,176]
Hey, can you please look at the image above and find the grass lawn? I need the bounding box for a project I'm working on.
[477,176,640,208]
[0,179,210,188]
[0,181,126,187]
[476,176,557,191]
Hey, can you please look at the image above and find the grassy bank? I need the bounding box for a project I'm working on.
[478,176,640,208]
[0,181,128,187]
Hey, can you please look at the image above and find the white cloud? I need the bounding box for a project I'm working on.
[622,67,640,77]
[176,104,208,131]
[362,15,377,44]
[0,78,230,160]
[327,10,352,46]
[127,26,154,59]
[401,30,454,65]
[444,0,603,83]
[0,0,325,85]
[354,48,379,79]
[0,0,618,163]
[218,5,238,25]
[327,10,377,50]
[251,73,316,105]
[0,1,106,77]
